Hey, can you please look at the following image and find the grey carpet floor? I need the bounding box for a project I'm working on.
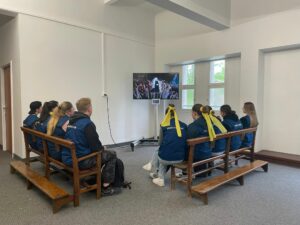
[1,146,300,225]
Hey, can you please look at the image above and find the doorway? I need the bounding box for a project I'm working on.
[1,65,12,154]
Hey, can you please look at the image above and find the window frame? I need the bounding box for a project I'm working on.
[209,60,225,111]
[181,64,196,110]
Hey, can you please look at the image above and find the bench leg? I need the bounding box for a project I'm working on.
[236,176,244,186]
[200,193,208,205]
[235,155,239,165]
[96,173,101,199]
[10,165,16,174]
[170,166,176,190]
[52,196,71,213]
[27,180,33,190]
[262,164,268,172]
[73,178,80,207]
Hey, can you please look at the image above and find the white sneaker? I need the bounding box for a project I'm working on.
[149,172,158,179]
[152,178,165,187]
[143,162,152,171]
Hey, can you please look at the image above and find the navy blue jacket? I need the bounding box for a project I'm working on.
[62,112,102,166]
[187,117,212,161]
[212,125,226,154]
[23,114,39,149]
[240,115,254,148]
[158,119,187,161]
[222,114,243,150]
[35,116,50,151]
[48,115,69,160]
[23,114,39,128]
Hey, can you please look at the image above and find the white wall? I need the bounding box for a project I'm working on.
[0,0,155,45]
[155,8,300,152]
[0,17,21,154]
[262,48,300,155]
[14,14,154,158]
[103,34,155,143]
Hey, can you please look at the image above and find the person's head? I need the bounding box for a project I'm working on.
[220,104,235,118]
[49,100,58,107]
[47,101,74,135]
[243,102,255,114]
[39,101,58,122]
[29,101,42,115]
[165,104,175,117]
[191,104,202,120]
[58,101,74,117]
[243,102,258,127]
[76,98,92,116]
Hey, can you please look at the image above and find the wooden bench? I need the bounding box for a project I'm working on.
[170,127,269,203]
[20,127,101,207]
[191,160,268,204]
[10,160,72,213]
[21,127,45,165]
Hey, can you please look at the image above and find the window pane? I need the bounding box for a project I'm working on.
[182,89,194,109]
[182,64,195,85]
[210,60,225,83]
[209,88,224,110]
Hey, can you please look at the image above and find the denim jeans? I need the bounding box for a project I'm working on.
[150,149,182,180]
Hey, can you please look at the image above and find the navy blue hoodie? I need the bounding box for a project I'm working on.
[158,119,188,161]
[222,113,243,151]
[23,114,39,149]
[240,115,254,148]
[187,117,212,161]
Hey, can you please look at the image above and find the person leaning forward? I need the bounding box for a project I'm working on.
[61,97,119,195]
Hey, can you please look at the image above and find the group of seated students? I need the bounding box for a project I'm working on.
[23,98,125,196]
[143,102,258,187]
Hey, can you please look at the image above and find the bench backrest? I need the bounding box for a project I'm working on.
[186,127,257,173]
[21,126,79,172]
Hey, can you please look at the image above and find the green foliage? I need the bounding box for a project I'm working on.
[214,67,225,83]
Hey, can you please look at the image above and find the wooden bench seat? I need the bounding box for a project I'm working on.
[171,127,269,204]
[173,162,188,169]
[10,160,72,213]
[191,160,268,204]
[20,127,101,208]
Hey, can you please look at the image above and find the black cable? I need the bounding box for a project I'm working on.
[105,95,117,144]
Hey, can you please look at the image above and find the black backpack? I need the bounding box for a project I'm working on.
[113,158,131,189]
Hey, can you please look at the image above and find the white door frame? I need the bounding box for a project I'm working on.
[0,61,14,156]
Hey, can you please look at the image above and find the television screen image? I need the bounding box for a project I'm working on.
[133,73,179,100]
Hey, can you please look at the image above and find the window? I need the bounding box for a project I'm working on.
[209,60,225,110]
[182,64,195,109]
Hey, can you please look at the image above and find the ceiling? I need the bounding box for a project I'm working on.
[113,0,164,14]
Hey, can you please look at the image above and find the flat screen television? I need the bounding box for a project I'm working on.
[133,73,179,100]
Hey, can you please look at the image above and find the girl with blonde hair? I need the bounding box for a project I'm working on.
[240,102,258,148]
[47,101,74,160]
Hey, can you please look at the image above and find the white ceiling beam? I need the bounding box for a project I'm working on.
[104,0,120,5]
[145,0,230,30]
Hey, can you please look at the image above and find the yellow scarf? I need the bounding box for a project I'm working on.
[161,106,182,137]
[209,110,227,134]
[201,110,216,141]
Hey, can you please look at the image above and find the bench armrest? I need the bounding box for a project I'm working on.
[77,152,100,162]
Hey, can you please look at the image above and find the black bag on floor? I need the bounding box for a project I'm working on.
[113,158,131,189]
